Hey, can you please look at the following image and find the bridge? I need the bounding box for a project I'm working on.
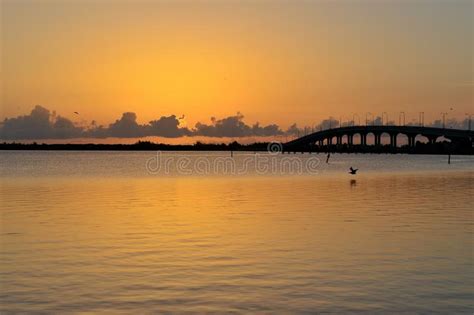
[283,126,474,153]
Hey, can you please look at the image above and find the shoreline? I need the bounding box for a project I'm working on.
[0,143,472,155]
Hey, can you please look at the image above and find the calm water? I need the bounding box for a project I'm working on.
[1,151,473,313]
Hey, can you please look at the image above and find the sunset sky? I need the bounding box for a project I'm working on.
[1,0,472,138]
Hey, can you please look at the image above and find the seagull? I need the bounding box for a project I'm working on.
[74,111,79,115]
[349,167,358,175]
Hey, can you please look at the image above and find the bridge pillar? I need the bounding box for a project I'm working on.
[337,136,342,145]
[348,134,353,146]
[390,134,397,147]
[361,134,367,146]
[374,134,381,146]
[318,140,324,147]
[408,135,416,147]
[327,137,332,146]
[427,136,437,145]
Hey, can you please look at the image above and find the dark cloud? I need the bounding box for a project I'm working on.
[425,118,470,129]
[251,122,283,137]
[147,115,191,138]
[285,123,301,136]
[84,113,191,138]
[83,125,109,138]
[0,105,82,139]
[108,112,144,138]
[316,117,339,130]
[53,116,83,138]
[193,113,283,137]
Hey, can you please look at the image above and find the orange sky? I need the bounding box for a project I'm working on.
[1,0,472,128]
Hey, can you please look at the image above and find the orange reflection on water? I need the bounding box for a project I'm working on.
[1,172,472,312]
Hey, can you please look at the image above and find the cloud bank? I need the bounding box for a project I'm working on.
[0,106,471,140]
[0,106,288,140]
[0,106,83,139]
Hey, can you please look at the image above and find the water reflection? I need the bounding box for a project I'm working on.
[0,153,473,313]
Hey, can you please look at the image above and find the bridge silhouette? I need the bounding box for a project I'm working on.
[283,125,474,154]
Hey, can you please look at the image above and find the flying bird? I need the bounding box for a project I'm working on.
[74,111,79,115]
[349,167,358,175]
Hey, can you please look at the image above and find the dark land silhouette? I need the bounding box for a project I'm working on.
[1,126,472,154]
[1,140,472,155]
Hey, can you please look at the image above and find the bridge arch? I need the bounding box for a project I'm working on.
[352,133,362,145]
[396,133,408,147]
[414,134,429,144]
[380,132,391,146]
[365,132,376,145]
[342,134,350,145]
[436,136,451,143]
